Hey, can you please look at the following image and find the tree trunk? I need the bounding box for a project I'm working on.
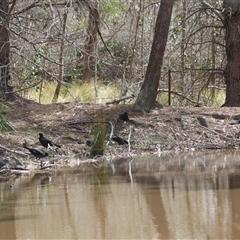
[82,1,99,83]
[180,0,186,89]
[0,0,13,99]
[52,9,68,103]
[133,0,174,112]
[222,1,240,106]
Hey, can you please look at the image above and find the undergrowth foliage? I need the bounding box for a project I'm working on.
[0,99,15,131]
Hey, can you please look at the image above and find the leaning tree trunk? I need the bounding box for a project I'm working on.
[133,0,174,112]
[222,1,240,106]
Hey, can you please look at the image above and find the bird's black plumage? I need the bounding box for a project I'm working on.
[23,143,48,159]
[0,159,9,168]
[119,112,129,122]
[86,140,93,146]
[112,135,128,145]
[39,133,61,149]
[230,120,240,125]
[23,142,48,169]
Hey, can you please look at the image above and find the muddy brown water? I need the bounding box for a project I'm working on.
[1,150,240,239]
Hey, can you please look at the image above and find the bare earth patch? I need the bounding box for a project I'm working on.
[1,100,240,176]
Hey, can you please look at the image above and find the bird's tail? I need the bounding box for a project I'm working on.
[54,143,61,148]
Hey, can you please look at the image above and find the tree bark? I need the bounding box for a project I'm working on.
[222,1,240,106]
[0,0,14,98]
[52,9,68,103]
[133,0,174,112]
[82,1,99,82]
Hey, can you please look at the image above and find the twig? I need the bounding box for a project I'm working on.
[0,144,29,156]
[198,124,234,142]
[158,89,200,105]
[128,125,132,153]
[169,127,178,140]
[107,121,114,145]
[0,0,17,37]
[128,159,133,187]
[200,0,225,23]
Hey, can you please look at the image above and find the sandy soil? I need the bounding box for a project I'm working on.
[1,100,240,173]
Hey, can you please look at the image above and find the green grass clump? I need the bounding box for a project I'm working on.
[0,100,15,131]
[66,82,96,102]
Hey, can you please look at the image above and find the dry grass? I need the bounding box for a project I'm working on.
[27,81,120,104]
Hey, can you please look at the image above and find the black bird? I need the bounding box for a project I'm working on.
[119,112,136,124]
[119,112,130,122]
[0,159,9,168]
[112,135,128,145]
[86,140,93,146]
[39,133,61,149]
[23,143,48,169]
[23,142,48,160]
[230,120,240,125]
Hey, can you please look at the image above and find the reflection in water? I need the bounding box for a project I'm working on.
[1,151,240,239]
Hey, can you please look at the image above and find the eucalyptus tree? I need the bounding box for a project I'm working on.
[0,0,17,99]
[133,0,175,111]
[198,0,240,106]
[134,0,240,110]
[81,0,100,83]
[221,0,240,106]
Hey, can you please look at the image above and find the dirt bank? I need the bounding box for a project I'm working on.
[1,101,240,177]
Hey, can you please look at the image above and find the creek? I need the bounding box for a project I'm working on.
[1,150,240,239]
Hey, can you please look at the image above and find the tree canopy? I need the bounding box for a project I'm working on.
[0,0,239,107]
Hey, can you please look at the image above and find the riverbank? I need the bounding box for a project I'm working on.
[1,101,240,177]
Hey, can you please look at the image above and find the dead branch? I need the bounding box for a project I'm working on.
[0,144,29,156]
[106,94,135,105]
[200,0,224,23]
[128,125,132,153]
[198,124,236,142]
[157,89,200,105]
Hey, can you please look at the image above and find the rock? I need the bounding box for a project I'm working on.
[197,116,209,127]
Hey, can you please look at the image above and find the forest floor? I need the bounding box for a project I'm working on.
[1,100,240,177]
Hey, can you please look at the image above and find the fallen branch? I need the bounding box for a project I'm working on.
[0,144,29,156]
[106,94,135,105]
[0,168,30,175]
